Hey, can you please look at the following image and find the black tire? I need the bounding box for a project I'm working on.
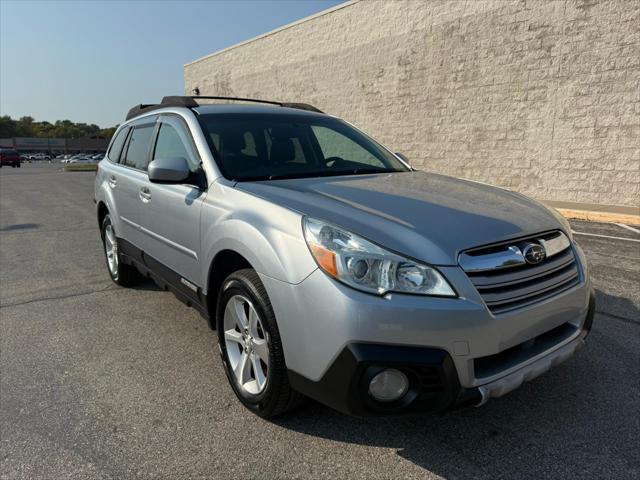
[100,214,141,287]
[16,163,20,168]
[217,268,303,418]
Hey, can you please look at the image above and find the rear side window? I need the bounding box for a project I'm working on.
[107,127,129,163]
[122,125,154,170]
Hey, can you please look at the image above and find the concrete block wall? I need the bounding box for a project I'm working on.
[185,0,640,207]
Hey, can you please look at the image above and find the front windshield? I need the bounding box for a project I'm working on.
[198,113,409,181]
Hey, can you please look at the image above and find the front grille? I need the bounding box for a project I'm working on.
[460,231,580,315]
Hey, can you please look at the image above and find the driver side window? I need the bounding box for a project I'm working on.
[311,126,384,168]
[153,119,199,171]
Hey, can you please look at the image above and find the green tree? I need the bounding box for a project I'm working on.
[0,116,118,140]
[17,116,35,136]
[0,116,17,138]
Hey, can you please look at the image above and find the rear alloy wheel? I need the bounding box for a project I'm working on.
[101,214,141,286]
[217,269,303,417]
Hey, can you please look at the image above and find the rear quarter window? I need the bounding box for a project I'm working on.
[107,127,129,163]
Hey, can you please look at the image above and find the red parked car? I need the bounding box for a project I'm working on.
[0,148,21,168]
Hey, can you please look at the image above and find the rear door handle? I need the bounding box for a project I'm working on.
[108,176,117,188]
[139,187,151,202]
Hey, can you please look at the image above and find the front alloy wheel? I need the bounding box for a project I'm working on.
[217,269,303,417]
[223,295,270,395]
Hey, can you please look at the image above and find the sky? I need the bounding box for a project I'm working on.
[0,0,343,127]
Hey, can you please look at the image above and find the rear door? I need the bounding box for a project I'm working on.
[101,126,136,241]
[110,119,157,250]
[136,114,205,287]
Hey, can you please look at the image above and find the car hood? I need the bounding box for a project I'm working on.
[235,171,566,265]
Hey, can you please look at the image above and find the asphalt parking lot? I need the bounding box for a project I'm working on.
[1,163,638,479]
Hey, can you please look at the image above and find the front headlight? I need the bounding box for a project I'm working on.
[303,217,456,297]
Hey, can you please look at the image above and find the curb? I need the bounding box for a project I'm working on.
[556,208,640,226]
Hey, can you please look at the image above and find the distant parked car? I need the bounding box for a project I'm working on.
[65,154,87,163]
[0,148,21,168]
[30,153,51,161]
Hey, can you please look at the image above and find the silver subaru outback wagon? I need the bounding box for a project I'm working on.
[95,96,595,417]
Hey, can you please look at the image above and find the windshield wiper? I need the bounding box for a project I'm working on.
[346,168,397,175]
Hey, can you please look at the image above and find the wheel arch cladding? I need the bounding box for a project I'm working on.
[97,201,109,228]
[207,249,253,323]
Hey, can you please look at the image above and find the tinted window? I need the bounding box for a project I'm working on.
[199,113,407,181]
[311,126,384,168]
[107,127,129,163]
[122,125,154,170]
[152,120,199,171]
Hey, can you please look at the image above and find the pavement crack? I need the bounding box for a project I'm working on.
[0,285,117,309]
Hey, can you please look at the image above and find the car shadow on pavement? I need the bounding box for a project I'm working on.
[594,288,640,327]
[273,301,638,477]
[0,223,40,231]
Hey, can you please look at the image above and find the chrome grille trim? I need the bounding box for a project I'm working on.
[459,231,579,314]
[459,246,526,272]
[458,231,571,273]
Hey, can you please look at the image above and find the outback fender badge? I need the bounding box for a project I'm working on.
[180,277,198,292]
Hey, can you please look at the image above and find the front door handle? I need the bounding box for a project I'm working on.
[139,187,151,202]
[108,176,117,188]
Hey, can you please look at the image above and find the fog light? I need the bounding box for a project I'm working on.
[368,368,409,402]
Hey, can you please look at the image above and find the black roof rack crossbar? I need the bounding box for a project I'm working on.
[125,104,157,121]
[126,96,323,121]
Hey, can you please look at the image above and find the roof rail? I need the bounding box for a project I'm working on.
[190,95,282,107]
[190,96,324,114]
[125,96,323,120]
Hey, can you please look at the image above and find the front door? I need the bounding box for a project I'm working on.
[136,114,205,287]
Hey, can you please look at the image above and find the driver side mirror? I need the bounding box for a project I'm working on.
[148,157,190,184]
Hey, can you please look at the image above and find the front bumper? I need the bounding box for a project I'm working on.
[260,243,594,415]
[288,294,594,415]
